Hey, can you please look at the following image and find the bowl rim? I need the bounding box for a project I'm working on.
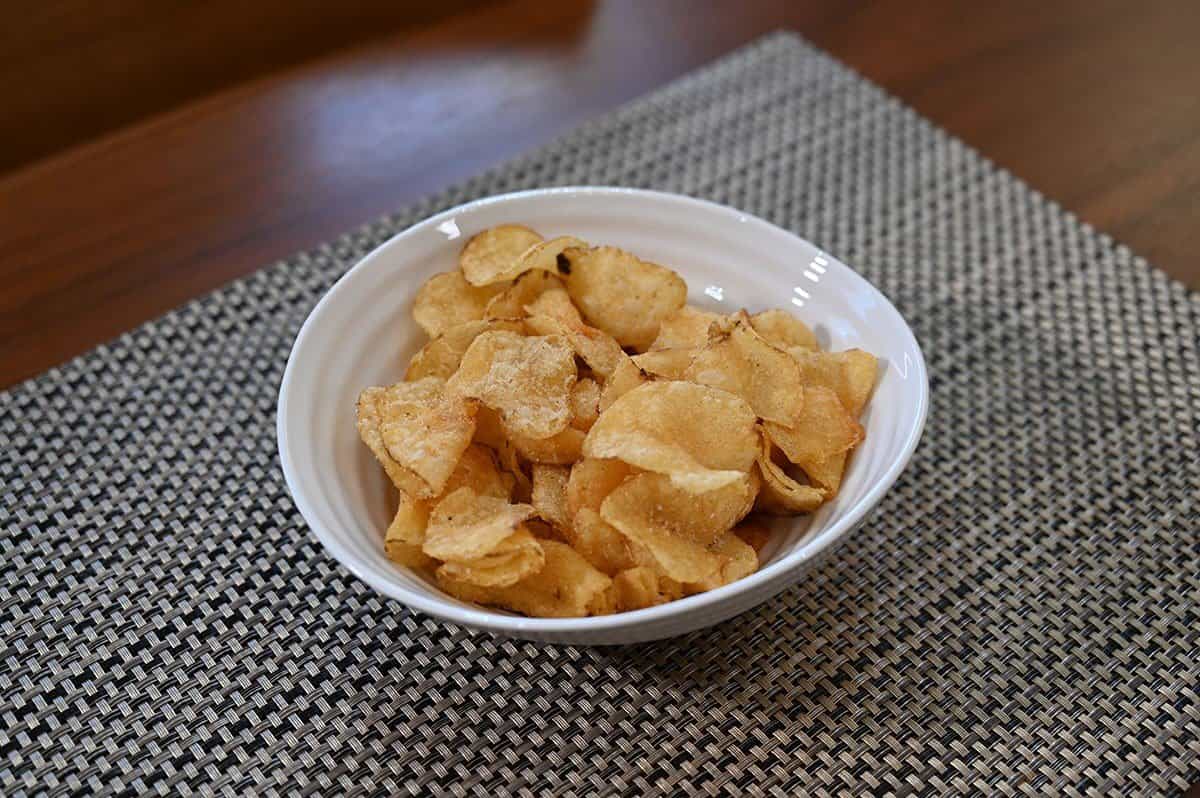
[277,186,929,635]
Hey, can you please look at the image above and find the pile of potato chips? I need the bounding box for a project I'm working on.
[356,224,878,617]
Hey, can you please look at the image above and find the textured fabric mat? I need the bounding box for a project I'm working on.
[2,32,1198,797]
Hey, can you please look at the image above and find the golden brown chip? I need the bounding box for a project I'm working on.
[683,312,804,425]
[750,308,817,351]
[422,487,537,562]
[788,348,879,417]
[523,287,583,326]
[611,566,684,611]
[526,311,626,378]
[458,225,544,286]
[597,355,648,413]
[435,525,544,587]
[754,430,825,514]
[584,381,757,493]
[355,387,430,498]
[483,271,566,320]
[600,472,756,582]
[531,464,571,531]
[357,379,478,498]
[603,471,756,547]
[650,305,722,350]
[733,518,772,554]
[565,458,636,519]
[384,495,435,570]
[569,377,601,430]
[563,245,688,350]
[682,532,758,594]
[437,540,611,618]
[473,406,533,501]
[836,349,879,417]
[631,348,697,380]
[800,451,848,496]
[405,319,525,381]
[505,425,585,465]
[511,236,589,281]
[412,271,505,337]
[446,330,576,440]
[567,508,637,576]
[382,443,512,570]
[764,386,863,472]
[472,404,506,448]
[444,443,513,500]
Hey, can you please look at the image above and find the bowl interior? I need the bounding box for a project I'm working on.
[279,187,927,635]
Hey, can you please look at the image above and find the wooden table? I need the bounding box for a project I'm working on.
[3,0,1199,390]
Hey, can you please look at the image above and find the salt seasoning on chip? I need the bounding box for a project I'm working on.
[447,330,576,440]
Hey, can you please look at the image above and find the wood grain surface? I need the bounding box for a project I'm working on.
[2,0,1199,389]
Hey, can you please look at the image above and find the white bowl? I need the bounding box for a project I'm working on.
[278,187,928,645]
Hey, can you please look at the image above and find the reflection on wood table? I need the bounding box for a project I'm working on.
[2,0,1198,389]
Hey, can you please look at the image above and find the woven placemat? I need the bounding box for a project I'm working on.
[2,32,1197,796]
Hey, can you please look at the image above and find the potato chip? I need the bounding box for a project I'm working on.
[422,487,536,562]
[565,458,636,519]
[836,349,879,417]
[682,532,758,594]
[611,566,683,611]
[800,451,848,496]
[683,311,804,425]
[631,348,696,380]
[600,472,756,582]
[755,431,825,514]
[788,348,879,416]
[563,246,688,350]
[733,518,772,554]
[567,508,637,575]
[436,525,544,587]
[764,386,863,470]
[472,406,532,501]
[446,330,576,440]
[531,464,571,531]
[384,495,435,570]
[405,318,524,381]
[458,224,544,286]
[650,305,721,350]
[511,236,589,281]
[444,443,513,500]
[412,270,505,337]
[483,271,565,320]
[602,471,756,546]
[750,308,817,351]
[569,377,601,430]
[523,287,583,326]
[383,442,511,570]
[436,540,611,618]
[526,307,626,378]
[355,387,430,498]
[505,424,585,465]
[584,381,757,493]
[525,518,566,544]
[597,356,648,413]
[357,379,478,498]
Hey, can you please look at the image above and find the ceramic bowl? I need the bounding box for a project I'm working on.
[278,187,928,644]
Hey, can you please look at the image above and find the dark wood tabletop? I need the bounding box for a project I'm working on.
[3,0,1199,390]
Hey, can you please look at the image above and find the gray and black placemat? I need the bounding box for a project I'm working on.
[2,32,1197,796]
